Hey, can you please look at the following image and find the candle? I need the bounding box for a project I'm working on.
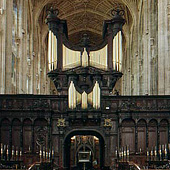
[1,144,3,159]
[52,148,54,159]
[154,147,157,156]
[139,148,142,153]
[49,152,51,161]
[6,145,9,160]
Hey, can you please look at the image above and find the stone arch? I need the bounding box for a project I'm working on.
[34,0,136,47]
[34,0,137,29]
[63,129,105,169]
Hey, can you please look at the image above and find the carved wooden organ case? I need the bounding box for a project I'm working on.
[45,8,125,109]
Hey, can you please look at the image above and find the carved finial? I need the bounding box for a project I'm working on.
[80,33,90,47]
[111,9,125,17]
[47,7,59,18]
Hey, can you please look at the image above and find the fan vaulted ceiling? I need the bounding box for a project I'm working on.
[37,0,134,46]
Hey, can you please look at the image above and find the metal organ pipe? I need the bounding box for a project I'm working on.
[113,31,122,72]
[63,45,81,70]
[93,81,100,109]
[90,45,108,70]
[48,31,57,71]
[68,81,76,109]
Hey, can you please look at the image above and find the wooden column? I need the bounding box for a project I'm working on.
[168,123,170,143]
[146,124,149,149]
[57,29,63,70]
[0,124,1,145]
[5,0,13,93]
[135,124,138,153]
[20,124,23,149]
[9,124,12,158]
[48,119,51,150]
[157,123,160,148]
[118,124,122,150]
[158,0,169,94]
[107,27,113,70]
[31,124,34,153]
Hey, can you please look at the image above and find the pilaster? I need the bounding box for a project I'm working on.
[158,0,169,94]
[5,0,13,93]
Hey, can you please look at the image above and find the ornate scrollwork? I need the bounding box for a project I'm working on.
[32,99,50,109]
[35,126,48,147]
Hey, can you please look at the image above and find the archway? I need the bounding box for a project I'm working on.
[64,130,105,170]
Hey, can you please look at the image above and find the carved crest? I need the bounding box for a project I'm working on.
[104,118,112,127]
[57,118,66,127]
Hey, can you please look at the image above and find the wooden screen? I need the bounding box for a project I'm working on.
[159,119,168,145]
[12,119,21,147]
[148,119,157,150]
[34,118,48,152]
[1,119,10,145]
[137,119,146,152]
[23,119,32,152]
[121,119,135,153]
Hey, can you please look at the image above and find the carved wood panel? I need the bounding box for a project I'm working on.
[1,119,10,145]
[148,119,157,150]
[34,119,48,152]
[122,127,135,152]
[12,126,21,147]
[159,119,168,145]
[137,127,146,152]
[148,127,157,149]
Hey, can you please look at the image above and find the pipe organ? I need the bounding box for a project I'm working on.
[68,81,100,109]
[63,45,81,70]
[89,45,108,70]
[92,81,100,109]
[48,31,123,72]
[46,8,124,110]
[48,31,57,71]
[47,31,123,109]
[68,81,76,109]
[82,48,88,67]
[113,31,122,72]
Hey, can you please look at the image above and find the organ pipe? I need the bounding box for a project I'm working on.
[90,45,108,70]
[68,81,76,109]
[82,48,88,67]
[63,45,81,70]
[82,91,88,109]
[48,31,57,71]
[113,31,122,72]
[93,81,100,109]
